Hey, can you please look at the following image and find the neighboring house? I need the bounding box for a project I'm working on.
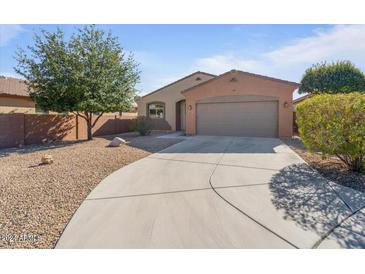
[293,94,310,109]
[0,76,38,113]
[0,75,137,116]
[137,70,300,138]
[292,94,310,134]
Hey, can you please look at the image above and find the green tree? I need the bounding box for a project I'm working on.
[299,61,365,94]
[15,25,140,140]
[296,93,365,172]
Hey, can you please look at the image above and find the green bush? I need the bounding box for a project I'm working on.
[299,61,365,94]
[296,93,365,172]
[130,116,152,136]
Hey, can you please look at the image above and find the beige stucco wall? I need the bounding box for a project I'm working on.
[183,71,298,138]
[0,95,36,113]
[137,72,215,130]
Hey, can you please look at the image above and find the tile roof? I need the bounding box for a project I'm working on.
[0,76,30,97]
[181,69,300,94]
[140,71,216,99]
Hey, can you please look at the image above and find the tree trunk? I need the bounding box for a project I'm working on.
[74,112,105,141]
[87,118,93,140]
[74,112,94,141]
[351,157,363,173]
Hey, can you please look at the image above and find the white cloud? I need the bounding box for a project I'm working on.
[192,25,365,80]
[265,25,365,65]
[0,24,24,46]
[194,54,269,75]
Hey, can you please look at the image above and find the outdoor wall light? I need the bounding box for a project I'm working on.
[283,101,289,108]
[230,77,238,82]
[188,105,192,111]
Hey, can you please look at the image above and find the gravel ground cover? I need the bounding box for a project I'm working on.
[283,137,365,193]
[0,132,182,248]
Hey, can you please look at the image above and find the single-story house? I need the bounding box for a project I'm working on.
[137,70,300,138]
[0,76,38,113]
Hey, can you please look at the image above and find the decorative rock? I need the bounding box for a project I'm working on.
[109,137,127,147]
[41,154,54,165]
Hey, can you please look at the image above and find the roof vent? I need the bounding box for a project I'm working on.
[195,77,202,81]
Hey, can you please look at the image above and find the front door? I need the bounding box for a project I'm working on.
[180,101,186,131]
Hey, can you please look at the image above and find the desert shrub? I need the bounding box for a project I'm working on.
[130,116,152,136]
[296,93,365,172]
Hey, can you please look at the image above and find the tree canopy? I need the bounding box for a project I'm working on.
[15,25,140,139]
[299,61,365,94]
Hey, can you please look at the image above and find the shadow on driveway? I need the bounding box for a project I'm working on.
[269,163,365,248]
[99,132,184,153]
[152,136,284,154]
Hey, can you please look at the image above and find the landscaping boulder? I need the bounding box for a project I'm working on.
[41,154,54,165]
[109,137,127,147]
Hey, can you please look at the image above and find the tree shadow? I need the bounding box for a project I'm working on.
[0,114,84,157]
[283,138,365,193]
[24,114,75,145]
[311,161,365,193]
[150,136,283,154]
[268,163,365,248]
[324,212,365,248]
[126,136,183,153]
[0,139,87,157]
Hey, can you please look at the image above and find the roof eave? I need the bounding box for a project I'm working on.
[181,70,300,94]
[0,92,31,98]
[140,71,216,99]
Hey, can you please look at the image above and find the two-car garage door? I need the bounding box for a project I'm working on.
[196,101,278,137]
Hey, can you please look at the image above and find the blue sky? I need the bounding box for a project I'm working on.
[1,24,365,99]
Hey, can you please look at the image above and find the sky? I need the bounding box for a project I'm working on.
[1,24,365,99]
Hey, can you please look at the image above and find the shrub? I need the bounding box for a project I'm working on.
[299,61,365,94]
[130,116,152,136]
[296,93,365,172]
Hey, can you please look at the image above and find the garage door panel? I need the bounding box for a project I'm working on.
[197,101,278,137]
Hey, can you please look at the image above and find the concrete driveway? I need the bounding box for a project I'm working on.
[56,136,365,248]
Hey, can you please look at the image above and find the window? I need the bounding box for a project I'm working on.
[148,103,165,119]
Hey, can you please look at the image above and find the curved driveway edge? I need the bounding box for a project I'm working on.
[56,136,365,248]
